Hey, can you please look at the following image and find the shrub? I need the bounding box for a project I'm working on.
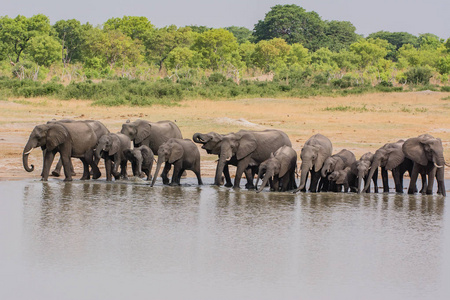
[404,66,434,85]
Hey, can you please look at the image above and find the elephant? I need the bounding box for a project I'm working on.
[193,131,255,188]
[255,145,298,193]
[403,134,447,196]
[363,140,414,193]
[23,122,101,181]
[327,167,354,192]
[49,119,110,177]
[212,129,292,189]
[95,133,131,181]
[321,149,356,191]
[294,134,333,193]
[151,138,202,187]
[351,152,378,193]
[124,145,155,181]
[121,119,182,184]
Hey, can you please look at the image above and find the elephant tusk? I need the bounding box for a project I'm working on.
[434,162,444,169]
[24,148,34,155]
[226,157,232,162]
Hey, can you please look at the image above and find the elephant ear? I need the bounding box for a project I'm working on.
[385,147,405,170]
[135,122,152,145]
[46,124,68,151]
[403,138,428,166]
[109,135,121,156]
[279,156,290,178]
[169,142,184,163]
[314,146,328,172]
[236,134,257,160]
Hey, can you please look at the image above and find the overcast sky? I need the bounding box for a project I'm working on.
[3,0,449,38]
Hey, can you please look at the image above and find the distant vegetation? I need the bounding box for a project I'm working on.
[0,4,449,105]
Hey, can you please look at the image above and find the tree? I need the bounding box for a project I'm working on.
[225,26,253,44]
[368,31,419,49]
[287,43,310,67]
[103,16,154,41]
[253,38,290,72]
[27,35,62,67]
[253,4,327,51]
[53,19,91,66]
[349,38,389,68]
[0,14,52,63]
[146,25,196,71]
[192,28,241,70]
[324,21,360,52]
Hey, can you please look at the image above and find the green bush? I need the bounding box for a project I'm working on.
[404,67,434,85]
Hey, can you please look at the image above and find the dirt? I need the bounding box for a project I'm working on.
[1,91,449,181]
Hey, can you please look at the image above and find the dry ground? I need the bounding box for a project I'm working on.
[1,91,449,181]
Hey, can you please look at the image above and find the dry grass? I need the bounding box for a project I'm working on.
[1,90,449,180]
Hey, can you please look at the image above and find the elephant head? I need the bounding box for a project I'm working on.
[403,134,445,168]
[255,153,278,192]
[352,158,372,193]
[193,132,225,154]
[363,141,405,192]
[124,148,143,177]
[328,167,349,185]
[23,123,68,172]
[121,119,151,145]
[297,144,329,191]
[151,140,184,186]
[214,132,257,186]
[96,134,121,159]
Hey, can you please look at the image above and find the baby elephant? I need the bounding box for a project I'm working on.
[256,145,297,193]
[327,167,354,192]
[151,138,202,186]
[95,133,131,181]
[124,145,154,181]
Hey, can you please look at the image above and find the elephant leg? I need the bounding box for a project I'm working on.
[120,159,128,180]
[105,158,113,181]
[170,162,182,186]
[52,158,63,177]
[426,166,436,195]
[42,150,56,181]
[381,167,389,193]
[408,163,420,194]
[161,162,171,184]
[90,156,101,176]
[419,171,427,194]
[244,167,255,189]
[392,168,403,193]
[436,167,446,196]
[309,170,321,193]
[233,157,251,189]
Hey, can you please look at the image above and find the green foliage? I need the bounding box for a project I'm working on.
[368,31,419,50]
[404,66,434,85]
[103,16,154,41]
[225,26,253,44]
[53,19,91,65]
[27,35,62,67]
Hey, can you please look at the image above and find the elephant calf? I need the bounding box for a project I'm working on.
[151,138,202,186]
[95,133,132,181]
[327,167,354,192]
[124,145,154,181]
[256,145,297,193]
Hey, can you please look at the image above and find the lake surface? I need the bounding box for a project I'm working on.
[0,179,449,300]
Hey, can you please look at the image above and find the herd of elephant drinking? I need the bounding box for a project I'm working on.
[22,118,447,197]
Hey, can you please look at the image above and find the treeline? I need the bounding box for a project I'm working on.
[0,4,449,104]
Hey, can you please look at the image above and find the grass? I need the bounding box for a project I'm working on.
[323,104,369,112]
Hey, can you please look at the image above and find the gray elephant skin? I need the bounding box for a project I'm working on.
[321,149,356,192]
[351,152,378,193]
[207,129,292,189]
[124,145,154,181]
[49,119,110,177]
[151,138,202,186]
[295,134,333,193]
[193,131,254,187]
[255,145,297,193]
[23,122,101,181]
[363,140,413,193]
[403,134,447,196]
[95,133,131,181]
[327,167,353,192]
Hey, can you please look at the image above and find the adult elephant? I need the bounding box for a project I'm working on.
[193,131,253,187]
[321,149,356,191]
[23,122,101,181]
[121,119,183,182]
[49,119,110,177]
[212,129,292,189]
[362,140,413,193]
[403,134,447,196]
[294,134,333,193]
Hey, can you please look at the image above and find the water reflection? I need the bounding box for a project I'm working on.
[1,179,448,299]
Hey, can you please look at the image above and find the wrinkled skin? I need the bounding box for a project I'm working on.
[213,129,292,189]
[49,119,109,177]
[403,134,447,196]
[321,149,356,192]
[328,167,353,192]
[95,133,131,181]
[351,152,378,193]
[294,134,333,193]
[124,145,154,181]
[23,122,101,181]
[151,138,202,187]
[363,140,413,193]
[193,131,254,188]
[255,145,297,193]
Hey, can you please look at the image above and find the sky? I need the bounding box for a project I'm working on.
[3,0,450,39]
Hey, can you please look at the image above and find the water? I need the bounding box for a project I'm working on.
[1,179,449,300]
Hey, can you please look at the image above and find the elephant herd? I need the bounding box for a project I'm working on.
[22,119,448,197]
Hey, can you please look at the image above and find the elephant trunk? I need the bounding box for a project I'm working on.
[95,145,103,160]
[193,133,208,144]
[363,160,379,193]
[434,155,446,168]
[257,171,272,193]
[151,156,164,187]
[23,139,37,172]
[357,170,364,193]
[296,161,311,192]
[215,156,226,186]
